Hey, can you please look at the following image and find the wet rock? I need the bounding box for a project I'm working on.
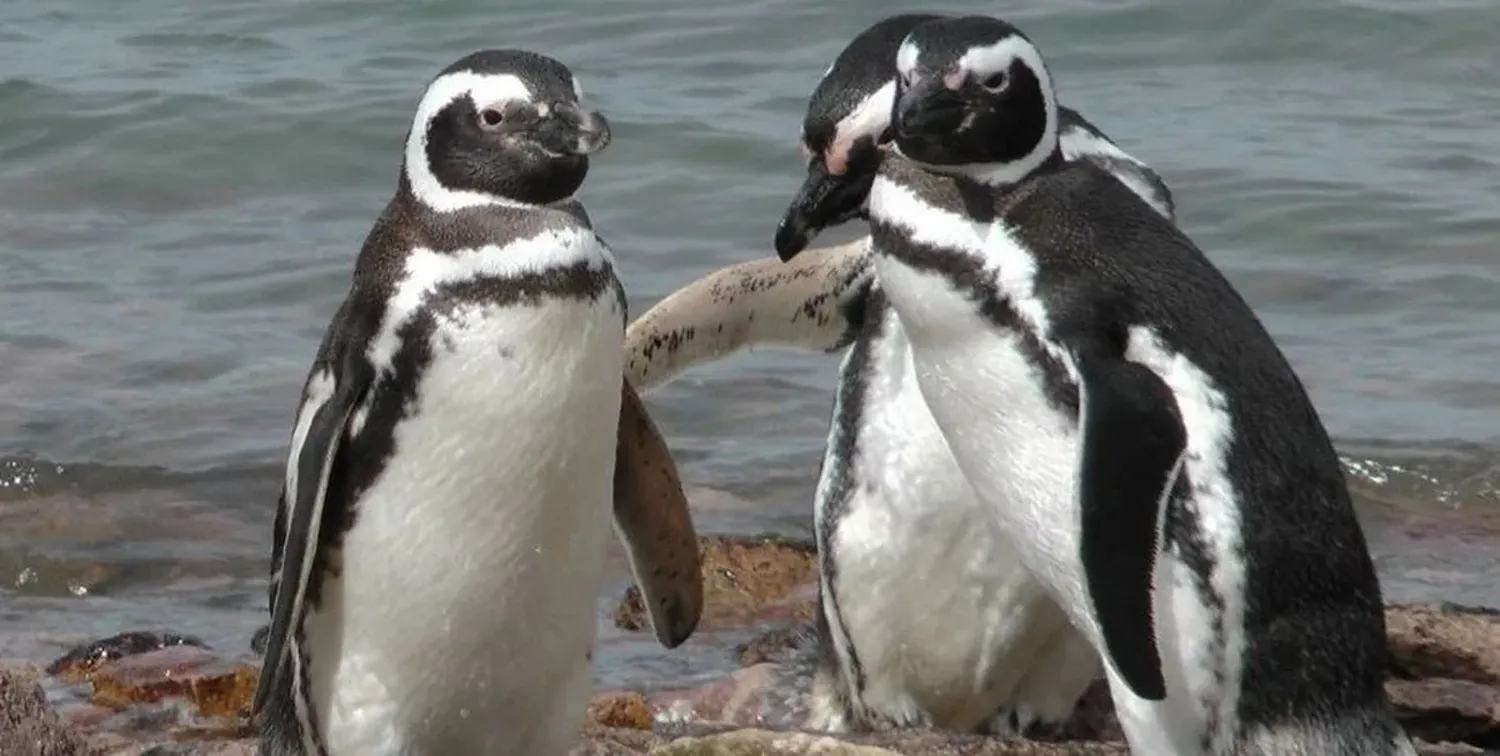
[646,662,802,728]
[589,692,656,730]
[735,622,817,667]
[0,668,91,756]
[1388,678,1500,748]
[47,631,207,682]
[615,535,817,632]
[86,645,257,721]
[248,625,268,657]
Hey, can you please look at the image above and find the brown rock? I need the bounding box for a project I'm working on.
[0,668,91,756]
[589,692,656,730]
[615,535,817,632]
[87,646,257,721]
[1388,678,1500,747]
[1387,604,1500,684]
[47,631,207,683]
[103,742,257,756]
[578,724,660,755]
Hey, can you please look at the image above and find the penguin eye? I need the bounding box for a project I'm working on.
[478,108,505,129]
[981,72,1009,92]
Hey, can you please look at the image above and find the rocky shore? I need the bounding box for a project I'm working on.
[3,536,1497,755]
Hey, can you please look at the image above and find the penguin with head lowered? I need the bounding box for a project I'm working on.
[252,49,703,756]
[619,14,1178,736]
[784,13,1415,755]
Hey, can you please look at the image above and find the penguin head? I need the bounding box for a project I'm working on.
[402,49,611,210]
[890,16,1060,186]
[774,13,945,261]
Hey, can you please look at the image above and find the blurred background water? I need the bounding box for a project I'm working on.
[1,0,1498,690]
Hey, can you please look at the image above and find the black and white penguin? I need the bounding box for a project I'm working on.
[773,12,1174,261]
[252,49,703,756]
[651,14,1172,736]
[619,16,1179,735]
[773,14,1412,755]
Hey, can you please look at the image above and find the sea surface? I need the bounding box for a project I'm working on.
[1,0,1498,693]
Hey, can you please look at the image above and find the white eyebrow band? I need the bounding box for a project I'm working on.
[405,71,535,212]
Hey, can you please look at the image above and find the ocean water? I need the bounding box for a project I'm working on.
[1,0,1498,690]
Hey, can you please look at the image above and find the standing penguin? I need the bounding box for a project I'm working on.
[253,50,703,756]
[789,14,1414,755]
[620,14,1179,736]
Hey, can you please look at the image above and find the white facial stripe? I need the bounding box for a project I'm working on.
[834,79,896,144]
[895,40,920,77]
[571,75,583,101]
[404,71,535,213]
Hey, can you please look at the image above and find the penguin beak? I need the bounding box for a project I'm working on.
[895,78,965,139]
[774,159,874,262]
[536,101,611,157]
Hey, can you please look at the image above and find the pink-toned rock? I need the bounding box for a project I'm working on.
[47,631,207,682]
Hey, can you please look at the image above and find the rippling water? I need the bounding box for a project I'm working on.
[1,0,1498,688]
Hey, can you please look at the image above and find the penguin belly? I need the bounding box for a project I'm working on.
[303,294,624,756]
[823,301,1085,731]
[874,256,1242,754]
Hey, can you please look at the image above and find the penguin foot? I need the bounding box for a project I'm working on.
[983,704,1073,741]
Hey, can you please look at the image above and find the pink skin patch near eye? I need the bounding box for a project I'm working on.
[943,70,966,91]
[824,136,853,176]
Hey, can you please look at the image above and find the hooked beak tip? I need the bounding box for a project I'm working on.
[573,109,611,155]
[773,215,812,262]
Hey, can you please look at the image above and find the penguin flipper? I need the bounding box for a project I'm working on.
[1068,340,1186,702]
[623,241,872,393]
[253,354,371,716]
[611,380,703,648]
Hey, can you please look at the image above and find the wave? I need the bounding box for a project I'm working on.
[4,435,1499,511]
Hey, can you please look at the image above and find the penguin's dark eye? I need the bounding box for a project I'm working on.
[478,108,505,129]
[981,72,1009,92]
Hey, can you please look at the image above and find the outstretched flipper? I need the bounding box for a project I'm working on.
[624,239,872,393]
[612,380,703,648]
[252,353,372,716]
[1065,332,1187,702]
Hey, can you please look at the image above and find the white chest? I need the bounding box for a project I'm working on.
[307,245,626,755]
[821,300,1067,729]
[866,176,1097,639]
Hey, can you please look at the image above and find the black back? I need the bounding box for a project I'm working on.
[872,154,1388,728]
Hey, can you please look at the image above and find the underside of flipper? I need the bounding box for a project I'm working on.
[612,380,703,648]
[624,240,872,393]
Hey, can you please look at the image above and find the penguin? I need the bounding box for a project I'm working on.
[252,49,703,756]
[617,16,1179,732]
[773,12,1174,260]
[779,13,1415,755]
[729,13,1176,736]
